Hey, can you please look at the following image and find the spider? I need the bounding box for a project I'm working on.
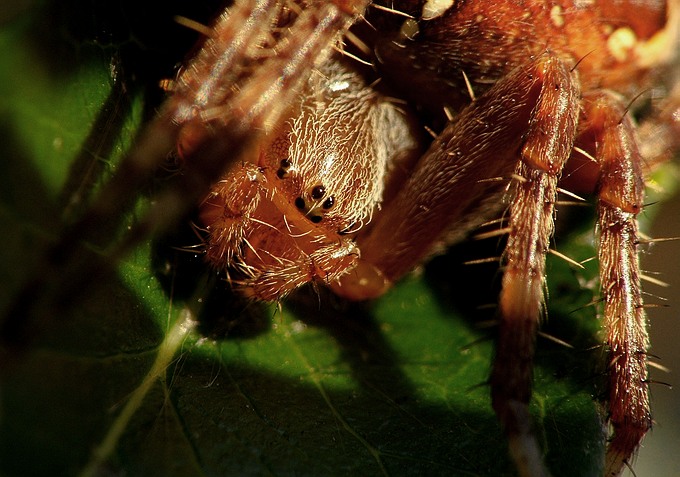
[1,1,679,476]
[190,1,679,475]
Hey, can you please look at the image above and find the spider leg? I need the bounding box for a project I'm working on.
[335,55,580,475]
[334,56,577,297]
[578,92,650,477]
[490,57,580,477]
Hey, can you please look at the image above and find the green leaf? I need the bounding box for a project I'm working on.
[0,3,611,476]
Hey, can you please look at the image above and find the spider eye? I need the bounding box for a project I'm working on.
[322,196,335,210]
[294,188,333,225]
[277,158,292,179]
[311,184,326,200]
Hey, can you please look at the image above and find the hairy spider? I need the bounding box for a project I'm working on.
[191,2,679,475]
[2,1,679,476]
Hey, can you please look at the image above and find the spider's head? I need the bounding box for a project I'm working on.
[199,160,361,302]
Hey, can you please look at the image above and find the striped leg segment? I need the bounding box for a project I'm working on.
[580,92,650,477]
[490,56,580,477]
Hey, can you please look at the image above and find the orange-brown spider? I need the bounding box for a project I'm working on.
[2,1,679,476]
[183,2,679,475]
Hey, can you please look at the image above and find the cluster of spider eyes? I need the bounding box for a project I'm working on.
[276,159,335,224]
